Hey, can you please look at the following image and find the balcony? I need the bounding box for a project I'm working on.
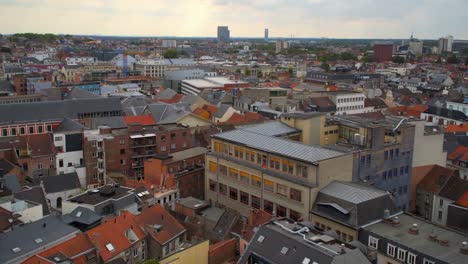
[130,142,157,149]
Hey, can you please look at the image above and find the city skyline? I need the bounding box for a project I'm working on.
[1,0,467,39]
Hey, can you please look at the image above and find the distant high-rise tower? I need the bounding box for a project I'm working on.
[438,35,454,54]
[264,28,269,41]
[217,26,230,43]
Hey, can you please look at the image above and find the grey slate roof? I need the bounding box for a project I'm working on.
[0,80,14,93]
[157,88,177,99]
[0,97,123,125]
[89,116,126,129]
[214,104,231,118]
[364,213,468,264]
[239,220,371,264]
[311,181,398,228]
[64,87,99,100]
[55,117,88,132]
[239,121,300,137]
[146,102,190,124]
[213,129,346,164]
[32,172,81,194]
[0,158,17,175]
[0,216,80,264]
[1,174,21,193]
[14,186,50,215]
[62,206,102,225]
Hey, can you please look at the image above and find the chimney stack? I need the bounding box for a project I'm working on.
[460,241,468,255]
[383,209,390,219]
[408,223,419,235]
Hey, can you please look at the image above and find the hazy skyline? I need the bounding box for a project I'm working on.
[1,0,467,39]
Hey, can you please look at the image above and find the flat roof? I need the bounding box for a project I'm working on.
[182,79,221,88]
[170,146,208,162]
[67,185,134,206]
[205,76,247,85]
[213,129,346,164]
[365,214,468,264]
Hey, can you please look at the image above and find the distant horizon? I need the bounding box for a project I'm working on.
[1,0,467,39]
[3,32,468,42]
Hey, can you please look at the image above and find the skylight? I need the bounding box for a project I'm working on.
[34,238,43,244]
[302,258,311,264]
[11,247,21,253]
[105,243,115,252]
[280,246,289,255]
[257,235,265,243]
[76,211,82,217]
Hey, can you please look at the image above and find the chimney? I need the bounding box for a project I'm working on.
[383,209,390,219]
[429,229,438,241]
[460,241,468,255]
[408,223,419,235]
[339,244,346,254]
[392,216,400,225]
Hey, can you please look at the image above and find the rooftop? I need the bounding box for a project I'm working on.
[213,129,346,164]
[67,185,134,206]
[239,218,371,264]
[364,213,468,264]
[238,121,300,137]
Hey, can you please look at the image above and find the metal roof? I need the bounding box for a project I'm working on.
[239,121,300,137]
[213,129,346,164]
[319,181,388,204]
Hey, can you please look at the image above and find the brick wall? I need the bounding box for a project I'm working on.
[208,238,237,264]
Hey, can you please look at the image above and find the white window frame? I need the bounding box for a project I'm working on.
[397,248,406,261]
[368,236,379,249]
[407,252,417,264]
[133,247,138,257]
[423,258,435,264]
[387,243,396,257]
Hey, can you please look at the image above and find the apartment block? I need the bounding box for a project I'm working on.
[205,124,353,221]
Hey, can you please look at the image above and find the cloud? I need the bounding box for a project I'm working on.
[0,0,466,38]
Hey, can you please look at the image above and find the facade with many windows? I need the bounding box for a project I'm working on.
[205,126,353,221]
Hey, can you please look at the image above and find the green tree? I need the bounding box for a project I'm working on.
[463,47,468,55]
[392,56,406,64]
[257,70,263,78]
[321,63,330,71]
[436,57,442,63]
[362,54,374,63]
[163,49,177,59]
[288,67,294,76]
[244,69,251,76]
[340,52,357,61]
[235,68,241,74]
[447,55,459,64]
[141,259,160,264]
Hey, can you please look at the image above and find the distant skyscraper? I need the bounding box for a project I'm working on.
[438,35,454,54]
[217,26,230,43]
[408,34,423,56]
[264,28,269,41]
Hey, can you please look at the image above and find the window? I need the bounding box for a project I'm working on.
[229,168,239,179]
[2,128,7,136]
[368,236,379,249]
[229,187,238,200]
[133,247,138,257]
[282,160,294,174]
[245,150,255,162]
[161,146,166,152]
[405,165,409,174]
[289,209,301,221]
[46,125,52,132]
[397,248,406,261]
[120,139,125,145]
[59,159,64,167]
[423,259,435,264]
[251,175,262,188]
[387,244,396,257]
[269,157,280,170]
[389,149,393,159]
[29,127,34,134]
[264,179,274,192]
[277,183,288,196]
[290,188,302,202]
[49,156,54,161]
[438,211,442,221]
[439,199,443,207]
[171,143,176,149]
[296,164,308,178]
[384,150,388,160]
[209,161,217,173]
[383,171,387,180]
[38,163,43,169]
[38,126,43,133]
[105,243,115,252]
[234,147,244,159]
[276,205,287,217]
[209,179,217,191]
[219,183,227,196]
[120,149,125,154]
[20,127,25,135]
[251,195,261,209]
[263,200,273,213]
[240,171,249,184]
[407,252,417,264]
[11,128,16,136]
[240,191,249,205]
[160,135,166,141]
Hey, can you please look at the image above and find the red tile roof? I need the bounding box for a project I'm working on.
[86,211,146,262]
[157,94,184,104]
[445,123,468,133]
[123,115,156,126]
[22,255,54,264]
[202,104,219,115]
[192,108,211,119]
[456,190,468,208]
[135,204,186,245]
[18,133,56,157]
[38,233,95,264]
[416,165,456,193]
[387,104,428,118]
[224,112,265,125]
[447,146,468,162]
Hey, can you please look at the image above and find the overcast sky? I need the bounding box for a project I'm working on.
[0,0,467,39]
